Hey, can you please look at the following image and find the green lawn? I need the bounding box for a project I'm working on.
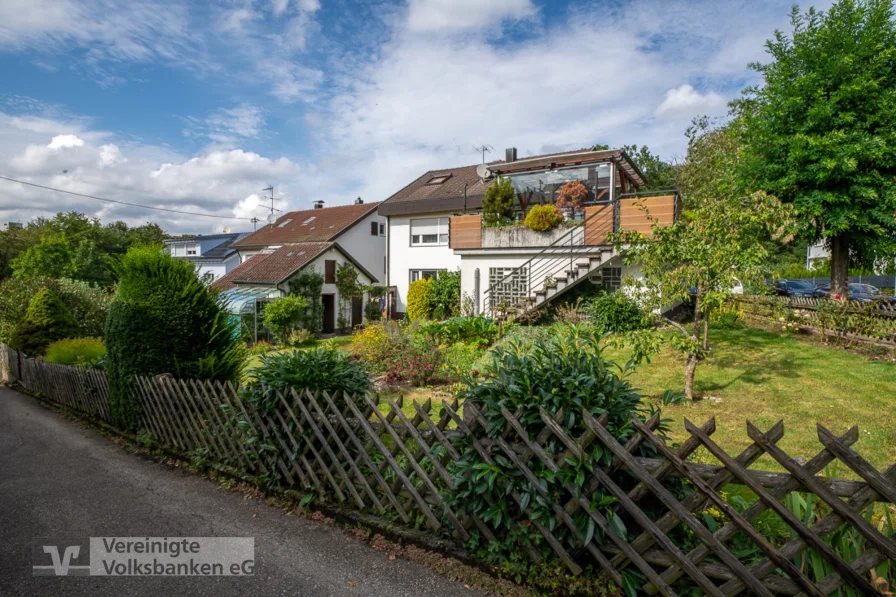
[607,325,896,470]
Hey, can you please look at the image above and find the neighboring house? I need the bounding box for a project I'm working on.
[164,232,248,283]
[212,200,386,333]
[379,147,678,318]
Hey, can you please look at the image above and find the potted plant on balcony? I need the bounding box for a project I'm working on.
[523,204,563,232]
[556,180,589,218]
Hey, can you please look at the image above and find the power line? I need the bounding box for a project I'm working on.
[0,175,256,221]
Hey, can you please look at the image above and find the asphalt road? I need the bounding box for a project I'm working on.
[0,386,484,596]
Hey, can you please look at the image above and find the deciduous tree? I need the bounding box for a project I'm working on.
[735,0,896,296]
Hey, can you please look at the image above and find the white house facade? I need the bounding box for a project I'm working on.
[379,148,676,318]
[163,232,247,283]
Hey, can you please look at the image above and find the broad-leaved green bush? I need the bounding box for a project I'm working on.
[584,291,650,333]
[262,294,309,344]
[429,269,461,319]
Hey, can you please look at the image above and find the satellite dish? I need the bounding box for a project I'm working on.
[266,212,277,224]
[476,164,492,179]
[223,226,232,233]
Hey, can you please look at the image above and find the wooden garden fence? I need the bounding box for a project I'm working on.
[3,344,894,596]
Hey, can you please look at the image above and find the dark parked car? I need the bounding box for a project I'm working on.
[818,282,896,303]
[773,279,821,297]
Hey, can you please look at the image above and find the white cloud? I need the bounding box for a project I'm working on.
[406,0,537,33]
[206,105,265,138]
[0,110,303,234]
[47,134,85,149]
[655,84,727,119]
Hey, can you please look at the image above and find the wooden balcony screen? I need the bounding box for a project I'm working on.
[584,204,614,246]
[619,195,676,237]
[449,214,481,249]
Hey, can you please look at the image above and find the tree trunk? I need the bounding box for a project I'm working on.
[830,234,849,298]
[702,310,710,352]
[684,354,699,401]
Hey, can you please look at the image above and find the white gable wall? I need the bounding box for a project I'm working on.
[334,210,386,283]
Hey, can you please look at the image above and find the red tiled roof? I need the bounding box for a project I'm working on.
[232,202,380,249]
[211,242,332,291]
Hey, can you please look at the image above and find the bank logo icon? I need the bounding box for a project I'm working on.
[32,538,91,576]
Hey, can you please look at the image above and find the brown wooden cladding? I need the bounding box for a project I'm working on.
[584,204,614,245]
[619,195,676,237]
[449,214,481,249]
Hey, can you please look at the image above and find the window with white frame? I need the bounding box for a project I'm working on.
[410,217,449,246]
[186,244,198,256]
[410,269,445,283]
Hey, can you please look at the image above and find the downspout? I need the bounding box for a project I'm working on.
[385,216,391,320]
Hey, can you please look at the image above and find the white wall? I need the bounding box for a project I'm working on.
[335,210,387,283]
[298,247,375,327]
[387,212,461,313]
[195,254,241,284]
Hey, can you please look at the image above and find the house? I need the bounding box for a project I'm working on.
[163,232,248,283]
[211,200,386,333]
[378,147,678,319]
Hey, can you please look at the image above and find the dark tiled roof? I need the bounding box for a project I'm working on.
[193,233,248,261]
[378,148,646,216]
[211,243,332,291]
[232,202,380,249]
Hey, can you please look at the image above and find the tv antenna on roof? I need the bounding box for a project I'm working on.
[473,144,493,164]
[263,185,281,224]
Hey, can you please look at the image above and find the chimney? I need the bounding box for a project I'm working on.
[505,147,517,162]
[313,200,325,209]
[354,196,364,204]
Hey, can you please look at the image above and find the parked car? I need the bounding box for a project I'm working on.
[818,282,896,303]
[773,279,821,297]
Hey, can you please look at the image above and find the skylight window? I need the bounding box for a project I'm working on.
[278,218,293,227]
[301,216,316,225]
[425,174,452,186]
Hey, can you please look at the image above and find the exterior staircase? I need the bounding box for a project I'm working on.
[482,203,617,320]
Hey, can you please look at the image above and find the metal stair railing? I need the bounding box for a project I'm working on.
[482,200,617,318]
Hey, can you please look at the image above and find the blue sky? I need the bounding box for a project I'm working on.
[0,0,830,234]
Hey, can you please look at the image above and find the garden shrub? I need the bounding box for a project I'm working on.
[441,341,482,380]
[44,337,105,367]
[449,324,658,569]
[385,342,443,386]
[482,176,516,227]
[262,294,309,344]
[246,346,371,414]
[351,321,410,374]
[406,278,433,320]
[429,269,461,320]
[523,204,563,232]
[584,291,649,333]
[105,246,246,429]
[420,316,499,348]
[285,328,313,346]
[0,277,109,343]
[364,301,382,322]
[285,269,324,332]
[9,288,79,356]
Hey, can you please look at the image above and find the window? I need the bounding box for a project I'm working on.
[201,272,215,283]
[370,221,378,236]
[325,260,336,283]
[425,174,452,186]
[186,244,198,256]
[410,269,444,283]
[301,216,316,225]
[186,248,197,256]
[379,223,385,236]
[410,217,449,246]
[600,267,622,291]
[278,218,293,228]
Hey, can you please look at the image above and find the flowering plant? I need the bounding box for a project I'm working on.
[385,343,443,386]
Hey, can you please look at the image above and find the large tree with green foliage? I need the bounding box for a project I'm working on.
[9,288,78,356]
[105,246,245,429]
[735,0,896,295]
[616,120,793,400]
